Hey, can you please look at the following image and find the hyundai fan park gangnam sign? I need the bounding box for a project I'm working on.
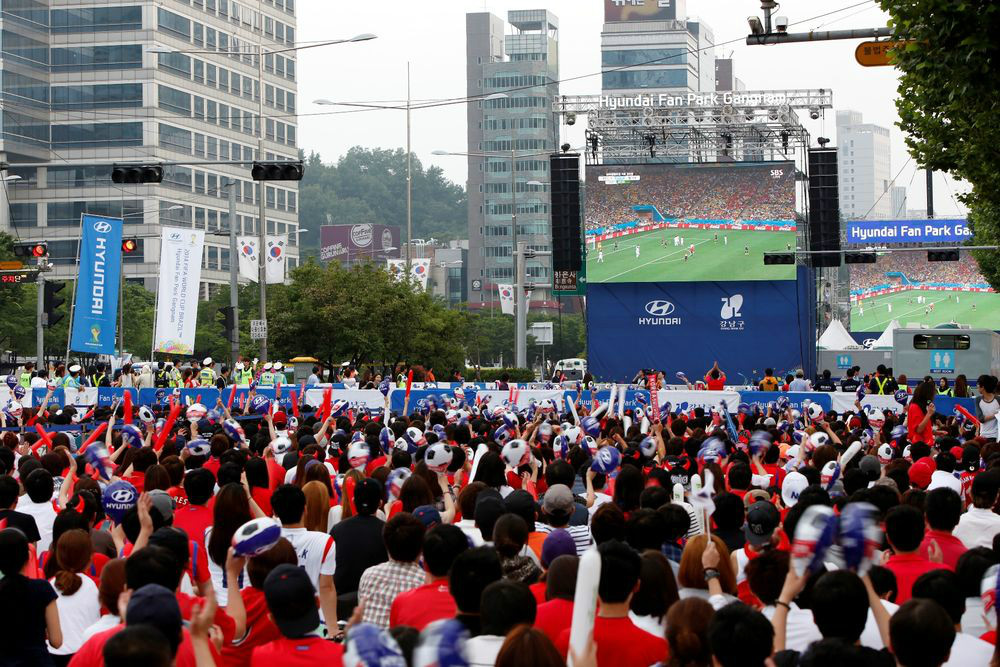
[846,219,972,244]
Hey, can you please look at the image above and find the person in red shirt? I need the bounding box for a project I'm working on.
[220,537,298,667]
[884,505,949,603]
[704,362,727,391]
[122,448,159,493]
[907,381,937,445]
[172,468,216,552]
[919,487,967,570]
[250,564,344,667]
[556,540,668,667]
[534,555,577,645]
[390,524,467,630]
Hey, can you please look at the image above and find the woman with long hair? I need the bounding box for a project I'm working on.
[677,534,738,609]
[665,597,715,667]
[954,374,973,399]
[613,464,644,517]
[495,625,564,667]
[0,528,62,665]
[629,551,680,638]
[48,529,99,665]
[908,380,937,445]
[302,480,332,533]
[328,468,368,528]
[206,483,252,605]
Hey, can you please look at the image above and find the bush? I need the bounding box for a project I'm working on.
[465,368,535,383]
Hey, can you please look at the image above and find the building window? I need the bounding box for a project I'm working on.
[52,84,142,109]
[51,122,142,149]
[601,48,687,67]
[602,69,689,89]
[51,6,142,33]
[50,45,142,71]
[159,123,192,153]
[158,85,191,115]
[157,8,191,38]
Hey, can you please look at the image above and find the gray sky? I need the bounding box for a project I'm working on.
[296,0,968,217]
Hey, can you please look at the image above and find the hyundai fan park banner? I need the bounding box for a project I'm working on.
[845,219,971,245]
[70,215,123,355]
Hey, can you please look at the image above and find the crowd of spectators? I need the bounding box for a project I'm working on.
[850,251,988,292]
[586,164,796,232]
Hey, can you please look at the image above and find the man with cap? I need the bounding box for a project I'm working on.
[197,358,216,387]
[390,523,469,630]
[536,484,593,556]
[357,513,426,628]
[64,364,83,389]
[731,501,782,595]
[250,564,345,665]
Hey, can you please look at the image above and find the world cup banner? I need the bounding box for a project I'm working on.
[153,228,205,355]
[70,215,123,355]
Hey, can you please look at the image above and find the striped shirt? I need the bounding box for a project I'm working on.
[534,523,593,556]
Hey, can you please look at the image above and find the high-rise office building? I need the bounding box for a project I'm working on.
[466,10,559,311]
[600,0,716,96]
[0,0,300,297]
[891,185,907,219]
[835,110,892,221]
[714,57,745,92]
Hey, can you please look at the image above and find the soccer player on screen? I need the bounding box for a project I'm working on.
[744,245,750,256]
[597,249,604,263]
[689,243,695,256]
[635,244,641,259]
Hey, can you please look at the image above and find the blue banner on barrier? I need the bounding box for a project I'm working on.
[587,271,815,383]
[70,215,123,355]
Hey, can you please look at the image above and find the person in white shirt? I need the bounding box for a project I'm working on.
[953,471,1000,549]
[47,530,101,658]
[80,557,127,642]
[976,375,999,441]
[910,569,994,667]
[466,580,536,667]
[272,484,339,629]
[30,372,48,390]
[16,468,59,553]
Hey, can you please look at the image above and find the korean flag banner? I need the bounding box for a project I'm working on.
[265,235,287,284]
[498,284,515,315]
[410,258,431,289]
[237,237,259,283]
[70,215,123,355]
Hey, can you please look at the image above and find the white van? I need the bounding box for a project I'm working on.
[554,358,587,381]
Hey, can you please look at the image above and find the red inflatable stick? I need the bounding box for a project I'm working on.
[956,404,980,426]
[123,390,133,425]
[77,423,108,455]
[275,377,282,400]
[289,391,300,419]
[154,402,183,452]
[31,424,55,454]
[227,383,238,411]
[321,387,333,423]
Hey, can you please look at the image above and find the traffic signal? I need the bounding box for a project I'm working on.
[13,243,47,258]
[111,164,163,184]
[44,280,66,328]
[121,238,138,254]
[927,249,960,262]
[844,252,878,264]
[218,306,235,342]
[763,253,795,265]
[251,161,304,181]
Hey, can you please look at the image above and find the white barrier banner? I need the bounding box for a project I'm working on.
[475,389,566,411]
[831,392,905,415]
[154,228,205,355]
[655,390,742,413]
[303,388,387,411]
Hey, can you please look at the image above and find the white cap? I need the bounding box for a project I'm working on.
[272,362,283,371]
[68,364,81,373]
[263,362,273,371]
[782,471,809,507]
[203,357,213,366]
[235,362,244,371]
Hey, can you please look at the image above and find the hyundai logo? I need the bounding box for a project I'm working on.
[93,221,112,233]
[169,233,182,240]
[644,300,676,316]
[110,489,135,503]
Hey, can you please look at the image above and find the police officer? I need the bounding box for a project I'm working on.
[272,362,284,385]
[19,362,34,389]
[259,362,274,386]
[168,361,182,388]
[64,364,83,389]
[199,357,216,387]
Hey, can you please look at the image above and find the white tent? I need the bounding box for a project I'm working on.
[817,320,859,350]
[872,319,900,349]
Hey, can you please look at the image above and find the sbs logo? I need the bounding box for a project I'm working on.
[639,300,681,326]
[93,220,112,233]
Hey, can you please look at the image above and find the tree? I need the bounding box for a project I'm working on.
[879,0,1000,287]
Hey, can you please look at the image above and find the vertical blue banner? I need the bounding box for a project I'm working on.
[70,215,123,355]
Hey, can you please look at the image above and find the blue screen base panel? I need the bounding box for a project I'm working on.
[587,268,815,383]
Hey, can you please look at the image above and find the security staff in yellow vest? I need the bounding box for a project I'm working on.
[234,361,254,386]
[19,362,34,389]
[271,361,284,385]
[259,362,275,386]
[199,357,216,387]
[868,364,895,395]
[89,363,111,388]
[63,364,83,389]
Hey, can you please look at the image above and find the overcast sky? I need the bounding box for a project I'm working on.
[296,0,968,217]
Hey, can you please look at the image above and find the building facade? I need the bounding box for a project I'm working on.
[835,110,892,221]
[0,0,300,297]
[465,10,559,312]
[600,0,715,97]
[891,185,907,219]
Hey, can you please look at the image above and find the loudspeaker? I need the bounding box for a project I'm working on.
[550,153,582,272]
[808,148,841,268]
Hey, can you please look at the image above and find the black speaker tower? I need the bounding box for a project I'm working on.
[807,147,841,268]
[550,153,582,272]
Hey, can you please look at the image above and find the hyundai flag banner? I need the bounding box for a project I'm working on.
[845,219,971,244]
[70,215,123,355]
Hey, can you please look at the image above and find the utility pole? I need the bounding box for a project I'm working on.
[406,62,412,270]
[926,169,934,220]
[256,7,268,361]
[228,181,240,364]
[515,240,527,368]
[36,257,44,367]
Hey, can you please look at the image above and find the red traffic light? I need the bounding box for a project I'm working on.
[30,243,47,257]
[14,243,47,258]
[121,239,138,253]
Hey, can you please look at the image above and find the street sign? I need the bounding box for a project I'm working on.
[528,322,554,345]
[855,40,907,67]
[0,261,24,270]
[0,269,38,284]
[250,319,268,340]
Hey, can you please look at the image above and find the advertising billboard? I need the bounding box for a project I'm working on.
[849,249,999,332]
[587,275,815,382]
[320,224,400,263]
[846,218,971,244]
[585,161,797,283]
[605,0,684,22]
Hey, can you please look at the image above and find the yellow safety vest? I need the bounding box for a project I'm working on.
[199,368,215,385]
[19,372,31,388]
[873,376,889,395]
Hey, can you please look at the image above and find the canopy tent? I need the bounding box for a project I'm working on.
[817,320,859,350]
[871,319,900,349]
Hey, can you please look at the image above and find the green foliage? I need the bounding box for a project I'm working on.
[298,148,467,258]
[879,0,1000,287]
[466,367,535,382]
[462,310,586,369]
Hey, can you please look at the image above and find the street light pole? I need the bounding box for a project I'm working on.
[228,180,239,365]
[406,62,413,271]
[511,148,527,369]
[256,7,268,361]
